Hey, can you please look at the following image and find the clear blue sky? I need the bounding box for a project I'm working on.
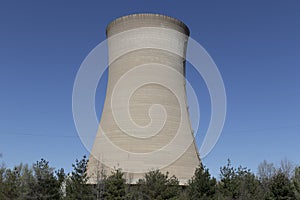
[1,1,299,178]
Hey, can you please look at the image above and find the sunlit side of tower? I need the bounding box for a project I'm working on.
[87,13,200,184]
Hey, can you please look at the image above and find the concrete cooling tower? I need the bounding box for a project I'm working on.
[87,13,201,184]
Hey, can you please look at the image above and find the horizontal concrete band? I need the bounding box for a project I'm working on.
[107,27,189,64]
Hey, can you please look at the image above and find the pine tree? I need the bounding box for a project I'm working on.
[269,170,295,200]
[28,159,61,199]
[65,155,94,199]
[218,159,263,200]
[188,164,217,199]
[293,166,300,199]
[103,168,126,200]
[136,170,180,200]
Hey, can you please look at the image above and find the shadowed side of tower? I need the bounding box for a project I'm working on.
[87,13,200,185]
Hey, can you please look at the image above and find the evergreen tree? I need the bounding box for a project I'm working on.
[0,164,6,199]
[103,168,126,200]
[18,164,35,199]
[187,164,217,199]
[219,159,239,199]
[28,158,61,199]
[65,155,94,199]
[3,166,22,199]
[269,170,295,200]
[218,159,263,200]
[136,170,180,200]
[293,166,300,199]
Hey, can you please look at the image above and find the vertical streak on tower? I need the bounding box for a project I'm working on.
[87,14,200,185]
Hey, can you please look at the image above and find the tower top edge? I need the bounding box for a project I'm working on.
[106,13,190,37]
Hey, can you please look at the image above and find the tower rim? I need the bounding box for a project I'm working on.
[106,13,190,37]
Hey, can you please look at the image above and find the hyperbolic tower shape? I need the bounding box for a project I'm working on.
[87,13,201,184]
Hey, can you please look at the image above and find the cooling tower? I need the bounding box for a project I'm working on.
[87,13,201,185]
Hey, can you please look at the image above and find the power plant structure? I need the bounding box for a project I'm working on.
[87,13,201,185]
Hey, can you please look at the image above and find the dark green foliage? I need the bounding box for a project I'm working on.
[235,166,263,199]
[187,164,216,199]
[13,164,34,200]
[0,165,5,199]
[0,161,61,200]
[1,156,300,200]
[3,166,22,199]
[218,159,239,199]
[293,167,300,199]
[103,168,126,200]
[65,155,94,199]
[28,159,62,199]
[268,170,295,200]
[136,170,180,200]
[218,159,263,200]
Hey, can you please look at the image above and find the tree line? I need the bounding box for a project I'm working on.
[1,156,300,199]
